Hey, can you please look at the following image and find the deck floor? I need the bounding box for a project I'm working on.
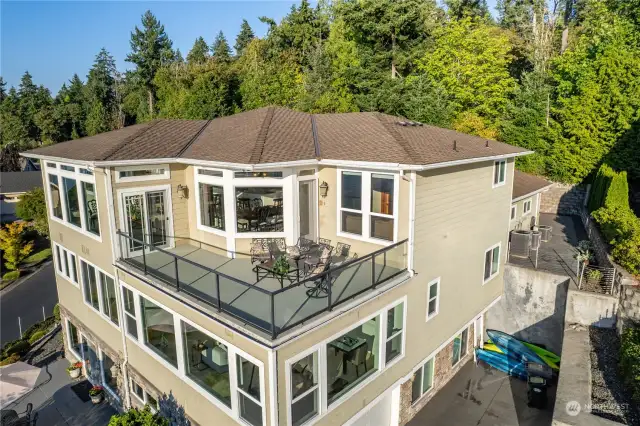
[126,244,403,333]
[508,214,588,281]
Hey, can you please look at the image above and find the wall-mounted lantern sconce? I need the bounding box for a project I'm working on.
[177,184,189,199]
[319,181,329,198]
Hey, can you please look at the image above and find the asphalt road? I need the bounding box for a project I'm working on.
[1,263,58,345]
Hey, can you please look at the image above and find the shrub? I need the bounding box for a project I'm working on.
[593,206,640,275]
[0,354,20,366]
[4,340,29,357]
[22,316,55,341]
[108,406,169,426]
[15,187,49,237]
[21,248,52,265]
[0,222,34,270]
[620,326,640,403]
[53,304,60,322]
[28,330,46,345]
[2,270,20,281]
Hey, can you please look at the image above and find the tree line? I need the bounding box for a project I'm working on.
[1,0,639,184]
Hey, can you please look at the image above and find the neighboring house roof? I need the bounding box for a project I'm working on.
[22,107,531,168]
[512,170,553,202]
[0,171,43,194]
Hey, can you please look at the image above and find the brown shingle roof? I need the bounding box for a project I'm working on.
[23,107,531,166]
[512,170,552,200]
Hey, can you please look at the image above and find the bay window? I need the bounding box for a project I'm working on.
[46,162,100,239]
[82,261,100,311]
[236,187,284,233]
[290,352,319,426]
[140,297,178,367]
[339,170,397,243]
[236,354,263,426]
[199,183,225,231]
[100,272,119,326]
[81,259,119,327]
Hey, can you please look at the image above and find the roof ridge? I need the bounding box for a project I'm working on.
[249,107,275,164]
[176,120,212,158]
[102,120,162,161]
[375,113,423,164]
[311,114,321,158]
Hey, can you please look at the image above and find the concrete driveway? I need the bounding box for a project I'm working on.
[408,360,556,426]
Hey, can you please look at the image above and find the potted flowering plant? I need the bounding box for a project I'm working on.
[89,385,104,404]
[66,362,83,379]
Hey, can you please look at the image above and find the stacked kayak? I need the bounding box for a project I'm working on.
[475,330,561,380]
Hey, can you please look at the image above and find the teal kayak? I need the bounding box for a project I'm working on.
[486,329,546,366]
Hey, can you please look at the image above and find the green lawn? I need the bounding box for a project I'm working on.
[22,247,52,265]
[1,270,20,289]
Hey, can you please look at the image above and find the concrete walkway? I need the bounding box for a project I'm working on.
[408,360,556,426]
[4,358,116,425]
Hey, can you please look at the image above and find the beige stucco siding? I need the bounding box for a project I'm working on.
[509,192,540,231]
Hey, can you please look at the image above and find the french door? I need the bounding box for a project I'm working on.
[298,180,317,241]
[122,189,171,256]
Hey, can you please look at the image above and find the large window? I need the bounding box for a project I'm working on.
[102,352,119,395]
[452,328,469,366]
[182,321,231,407]
[48,174,63,219]
[122,287,138,339]
[411,358,435,403]
[385,303,404,364]
[199,183,225,231]
[327,316,379,404]
[235,187,284,233]
[140,297,178,367]
[100,272,119,326]
[339,170,397,243]
[82,261,100,311]
[54,243,78,285]
[340,172,362,235]
[370,173,394,241]
[493,160,507,187]
[46,163,100,239]
[290,352,319,426]
[82,182,100,236]
[62,177,81,227]
[236,354,263,426]
[483,244,500,283]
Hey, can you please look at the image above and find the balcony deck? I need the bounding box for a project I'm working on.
[119,237,408,338]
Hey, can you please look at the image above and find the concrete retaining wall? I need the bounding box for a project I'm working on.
[486,265,569,355]
[540,183,588,216]
[565,289,618,328]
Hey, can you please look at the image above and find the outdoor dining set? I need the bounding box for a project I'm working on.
[249,237,357,297]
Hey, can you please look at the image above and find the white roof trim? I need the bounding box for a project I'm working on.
[22,150,534,172]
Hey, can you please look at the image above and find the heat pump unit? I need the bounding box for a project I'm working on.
[539,225,552,242]
[530,231,542,249]
[510,230,531,258]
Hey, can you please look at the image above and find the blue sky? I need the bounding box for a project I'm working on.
[2,1,498,94]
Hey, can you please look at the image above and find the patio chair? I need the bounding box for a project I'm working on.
[268,238,287,259]
[318,238,332,248]
[250,238,271,264]
[304,245,333,276]
[334,242,351,258]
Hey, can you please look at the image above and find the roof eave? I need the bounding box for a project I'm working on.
[19,152,94,167]
[408,150,534,172]
[512,183,554,203]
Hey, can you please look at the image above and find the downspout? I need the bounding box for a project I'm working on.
[406,171,416,275]
[105,167,131,409]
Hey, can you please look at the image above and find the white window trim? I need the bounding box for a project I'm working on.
[492,160,507,188]
[426,277,440,322]
[119,280,267,425]
[99,348,121,402]
[411,356,435,406]
[53,242,79,287]
[451,327,469,367]
[194,167,228,237]
[336,169,399,246]
[510,205,517,221]
[45,162,102,242]
[523,198,532,215]
[129,378,158,412]
[79,256,120,330]
[284,296,407,426]
[482,242,501,285]
[114,164,170,183]
[65,318,82,361]
[121,286,138,340]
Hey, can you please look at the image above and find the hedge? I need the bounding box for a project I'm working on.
[28,330,47,345]
[620,325,640,403]
[588,164,630,212]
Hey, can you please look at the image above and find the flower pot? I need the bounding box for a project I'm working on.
[69,368,80,379]
[90,393,103,404]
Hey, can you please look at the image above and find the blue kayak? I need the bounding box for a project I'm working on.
[476,348,528,380]
[486,329,545,366]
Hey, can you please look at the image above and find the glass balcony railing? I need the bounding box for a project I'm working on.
[116,231,409,338]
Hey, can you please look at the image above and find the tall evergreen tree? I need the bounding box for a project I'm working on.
[85,48,118,135]
[187,37,210,64]
[234,19,255,55]
[0,77,6,103]
[211,31,232,62]
[126,10,173,116]
[445,0,492,20]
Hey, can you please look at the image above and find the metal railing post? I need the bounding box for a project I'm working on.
[174,257,180,291]
[119,233,124,260]
[141,241,147,275]
[371,254,376,288]
[270,295,276,339]
[327,274,333,311]
[215,274,221,312]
